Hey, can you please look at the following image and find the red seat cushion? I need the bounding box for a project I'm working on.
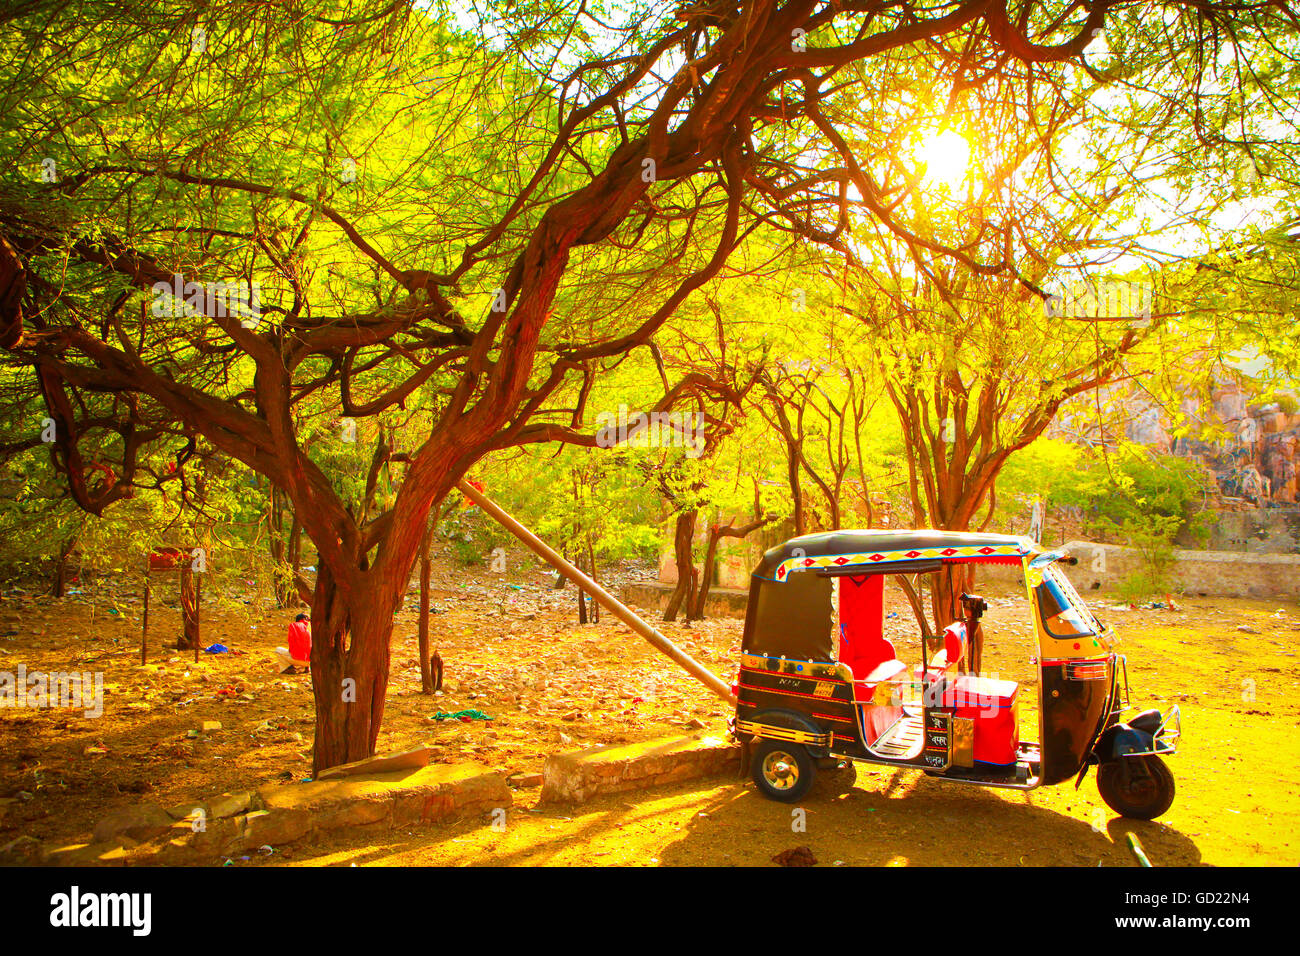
[944,675,1020,765]
[942,622,967,667]
[916,623,967,684]
[852,659,909,703]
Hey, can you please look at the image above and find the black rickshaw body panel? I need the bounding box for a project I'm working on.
[735,652,861,755]
[1038,656,1118,785]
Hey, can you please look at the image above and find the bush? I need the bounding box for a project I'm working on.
[1103,514,1183,601]
[450,536,485,567]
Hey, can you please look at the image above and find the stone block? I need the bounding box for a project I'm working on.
[541,734,740,804]
[92,803,174,844]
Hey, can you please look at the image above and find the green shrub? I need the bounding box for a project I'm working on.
[450,536,484,567]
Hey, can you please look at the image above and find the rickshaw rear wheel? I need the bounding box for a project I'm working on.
[751,739,816,803]
[1097,755,1175,820]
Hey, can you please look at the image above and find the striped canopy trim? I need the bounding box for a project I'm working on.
[771,543,1029,581]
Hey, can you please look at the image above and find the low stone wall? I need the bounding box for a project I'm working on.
[541,733,741,804]
[979,540,1300,600]
[9,761,511,867]
[620,582,749,619]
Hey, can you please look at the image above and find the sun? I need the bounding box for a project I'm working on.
[914,129,971,189]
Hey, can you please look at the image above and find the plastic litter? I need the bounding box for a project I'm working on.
[204,643,230,654]
[431,709,493,722]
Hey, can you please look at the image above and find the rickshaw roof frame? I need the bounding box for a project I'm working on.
[752,529,1040,583]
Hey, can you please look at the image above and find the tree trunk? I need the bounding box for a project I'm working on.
[50,534,76,598]
[573,550,589,623]
[418,519,433,694]
[268,485,287,606]
[688,524,723,621]
[308,564,394,776]
[585,532,599,624]
[286,511,302,607]
[663,510,697,623]
[270,487,303,608]
[930,563,977,634]
[179,563,201,650]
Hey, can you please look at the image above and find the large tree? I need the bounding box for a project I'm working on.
[3,0,1289,771]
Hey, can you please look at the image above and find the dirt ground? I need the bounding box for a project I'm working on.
[2,555,1298,866]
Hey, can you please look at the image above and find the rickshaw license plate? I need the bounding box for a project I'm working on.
[813,681,835,698]
[923,712,951,768]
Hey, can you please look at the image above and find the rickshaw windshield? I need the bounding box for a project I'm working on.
[1035,565,1103,639]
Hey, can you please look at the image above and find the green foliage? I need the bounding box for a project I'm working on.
[1050,445,1212,600]
[1109,513,1184,603]
[996,438,1086,521]
[1058,446,1211,541]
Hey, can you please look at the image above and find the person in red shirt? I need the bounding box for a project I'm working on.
[275,613,311,674]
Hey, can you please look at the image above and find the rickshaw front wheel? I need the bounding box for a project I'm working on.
[751,739,816,803]
[1097,755,1175,820]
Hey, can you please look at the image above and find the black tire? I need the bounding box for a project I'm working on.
[751,739,816,803]
[1097,755,1175,820]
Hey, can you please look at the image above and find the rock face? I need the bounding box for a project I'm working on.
[541,733,741,804]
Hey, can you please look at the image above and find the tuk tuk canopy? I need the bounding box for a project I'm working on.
[751,530,1032,583]
[740,530,1036,661]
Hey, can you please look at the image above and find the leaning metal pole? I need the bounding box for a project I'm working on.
[456,479,738,706]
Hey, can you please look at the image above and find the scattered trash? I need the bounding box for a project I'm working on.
[257,845,275,856]
[1237,625,1261,634]
[430,709,493,722]
[204,643,230,654]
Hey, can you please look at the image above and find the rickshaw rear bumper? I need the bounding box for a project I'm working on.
[1093,705,1181,762]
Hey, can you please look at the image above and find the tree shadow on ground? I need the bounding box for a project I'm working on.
[652,767,1204,867]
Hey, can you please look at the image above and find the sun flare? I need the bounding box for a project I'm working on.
[914,129,971,189]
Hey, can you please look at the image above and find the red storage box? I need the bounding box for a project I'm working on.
[944,675,1020,765]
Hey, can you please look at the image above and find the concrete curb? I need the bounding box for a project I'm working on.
[22,763,511,867]
[541,733,741,804]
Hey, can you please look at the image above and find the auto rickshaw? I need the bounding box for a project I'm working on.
[729,530,1180,819]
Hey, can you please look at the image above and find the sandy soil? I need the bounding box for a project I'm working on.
[2,557,1298,866]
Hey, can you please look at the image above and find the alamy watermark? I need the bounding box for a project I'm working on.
[151,273,262,328]
[0,665,103,718]
[1044,278,1152,324]
[49,886,150,936]
[595,405,705,458]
